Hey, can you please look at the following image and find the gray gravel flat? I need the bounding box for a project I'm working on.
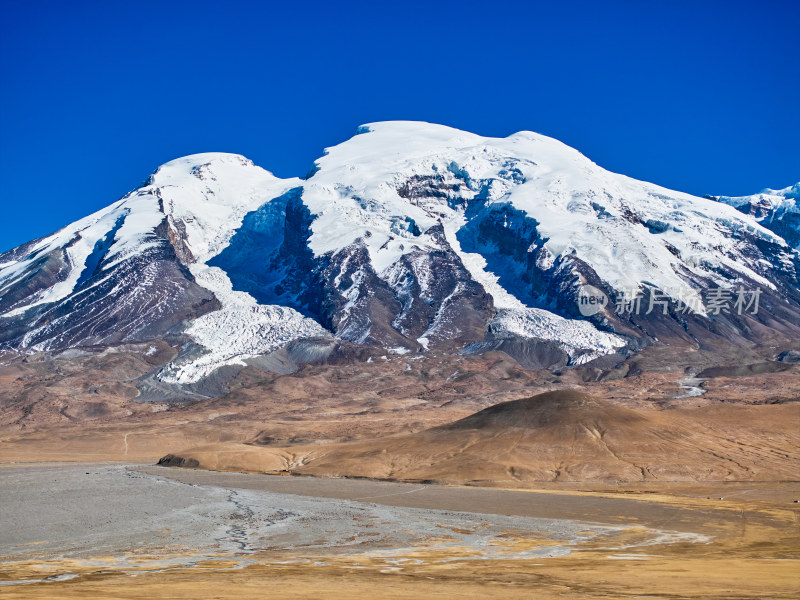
[1,463,629,563]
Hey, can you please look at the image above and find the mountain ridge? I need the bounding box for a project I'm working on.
[1,121,798,395]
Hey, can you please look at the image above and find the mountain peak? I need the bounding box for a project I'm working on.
[714,181,800,249]
[149,152,275,189]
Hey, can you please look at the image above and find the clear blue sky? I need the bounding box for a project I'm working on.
[1,0,798,252]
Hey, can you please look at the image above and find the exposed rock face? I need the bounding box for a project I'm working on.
[0,217,219,350]
[157,454,200,468]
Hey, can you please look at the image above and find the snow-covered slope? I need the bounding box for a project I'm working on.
[1,122,799,388]
[307,122,783,302]
[0,153,280,317]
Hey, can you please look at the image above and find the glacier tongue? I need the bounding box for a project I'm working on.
[440,216,625,355]
[158,266,328,384]
[151,154,328,384]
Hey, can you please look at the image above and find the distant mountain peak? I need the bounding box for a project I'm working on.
[712,183,800,249]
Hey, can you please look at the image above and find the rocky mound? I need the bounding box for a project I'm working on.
[439,390,647,431]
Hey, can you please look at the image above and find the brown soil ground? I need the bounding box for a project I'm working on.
[2,342,799,598]
[2,345,799,468]
[160,391,800,484]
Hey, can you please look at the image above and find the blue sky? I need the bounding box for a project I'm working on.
[1,0,798,252]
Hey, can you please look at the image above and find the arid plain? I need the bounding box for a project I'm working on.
[1,343,799,598]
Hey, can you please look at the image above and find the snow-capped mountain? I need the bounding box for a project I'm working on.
[0,154,327,384]
[1,122,798,388]
[711,184,800,250]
